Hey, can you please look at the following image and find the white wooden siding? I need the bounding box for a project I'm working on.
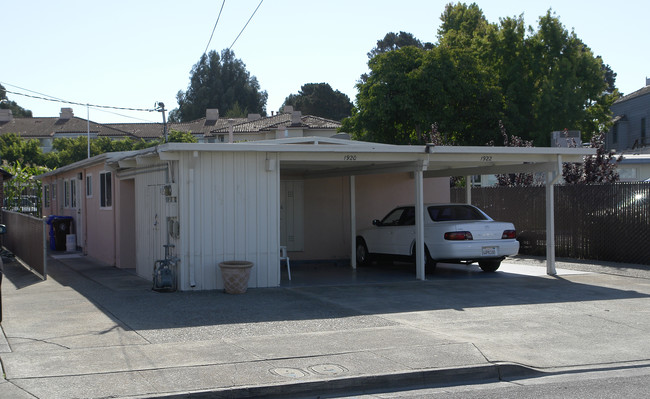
[134,166,177,280]
[176,151,280,290]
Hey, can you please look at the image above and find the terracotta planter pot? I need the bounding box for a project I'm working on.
[218,261,253,294]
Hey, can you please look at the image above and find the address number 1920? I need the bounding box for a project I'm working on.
[344,155,357,161]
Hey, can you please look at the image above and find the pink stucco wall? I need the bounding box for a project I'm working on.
[115,179,136,268]
[294,173,450,261]
[41,164,118,266]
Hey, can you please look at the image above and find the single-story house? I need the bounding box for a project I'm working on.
[38,137,593,290]
[0,106,342,152]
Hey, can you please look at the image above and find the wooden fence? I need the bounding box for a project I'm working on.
[1,210,47,278]
[451,182,650,265]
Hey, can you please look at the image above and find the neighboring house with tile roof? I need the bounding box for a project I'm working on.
[608,80,650,153]
[0,108,134,152]
[0,106,344,152]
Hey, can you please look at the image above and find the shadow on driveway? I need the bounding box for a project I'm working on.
[3,254,648,341]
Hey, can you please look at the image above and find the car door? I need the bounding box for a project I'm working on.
[366,207,415,256]
[390,206,416,255]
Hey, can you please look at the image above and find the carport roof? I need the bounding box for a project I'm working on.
[117,137,595,178]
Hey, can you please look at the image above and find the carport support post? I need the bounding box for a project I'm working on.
[350,175,357,269]
[545,155,562,276]
[415,169,426,280]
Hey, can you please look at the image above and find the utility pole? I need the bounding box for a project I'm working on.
[156,102,168,142]
[86,104,91,158]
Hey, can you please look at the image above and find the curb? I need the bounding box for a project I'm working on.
[143,363,540,399]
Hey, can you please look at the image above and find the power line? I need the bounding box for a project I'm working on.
[1,81,67,103]
[229,0,264,51]
[3,88,156,113]
[204,0,227,55]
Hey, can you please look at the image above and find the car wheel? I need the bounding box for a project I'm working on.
[356,238,370,266]
[411,245,437,271]
[479,260,501,272]
[425,247,437,271]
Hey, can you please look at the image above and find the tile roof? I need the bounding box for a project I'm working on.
[103,123,164,139]
[614,85,650,105]
[207,113,341,135]
[0,116,123,138]
[0,110,342,141]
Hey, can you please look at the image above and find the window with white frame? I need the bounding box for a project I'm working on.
[71,178,77,208]
[86,174,93,197]
[100,171,112,208]
[64,180,70,207]
[44,185,50,208]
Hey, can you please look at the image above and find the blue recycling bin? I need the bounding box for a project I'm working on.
[46,216,74,251]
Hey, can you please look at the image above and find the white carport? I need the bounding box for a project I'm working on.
[250,138,593,279]
[113,138,594,290]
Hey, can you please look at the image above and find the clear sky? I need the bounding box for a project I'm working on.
[2,0,648,124]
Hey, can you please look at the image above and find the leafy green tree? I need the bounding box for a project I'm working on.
[282,83,353,121]
[367,31,434,59]
[343,3,617,147]
[0,84,33,117]
[223,102,247,118]
[0,133,44,165]
[169,49,268,122]
[47,137,96,166]
[437,2,492,47]
[525,11,610,145]
[343,40,502,145]
[3,161,49,216]
[167,129,198,143]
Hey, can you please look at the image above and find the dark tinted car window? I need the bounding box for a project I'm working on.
[427,205,488,222]
[380,207,416,226]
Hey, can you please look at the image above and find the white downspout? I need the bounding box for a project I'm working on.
[189,168,197,287]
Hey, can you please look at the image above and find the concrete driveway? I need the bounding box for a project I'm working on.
[0,254,649,398]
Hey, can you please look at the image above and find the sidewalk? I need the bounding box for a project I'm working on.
[1,254,649,398]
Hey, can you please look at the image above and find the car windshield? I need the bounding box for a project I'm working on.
[427,205,488,222]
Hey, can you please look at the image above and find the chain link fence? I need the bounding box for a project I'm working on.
[451,182,650,265]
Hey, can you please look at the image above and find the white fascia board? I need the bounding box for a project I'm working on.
[158,141,424,154]
[279,151,426,163]
[35,151,136,179]
[426,145,595,156]
[426,147,594,164]
[424,162,557,178]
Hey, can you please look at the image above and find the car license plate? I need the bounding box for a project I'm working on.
[482,246,497,256]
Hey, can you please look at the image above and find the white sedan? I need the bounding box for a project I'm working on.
[356,204,519,272]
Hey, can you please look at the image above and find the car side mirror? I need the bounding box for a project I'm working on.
[372,219,382,226]
[0,224,6,234]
